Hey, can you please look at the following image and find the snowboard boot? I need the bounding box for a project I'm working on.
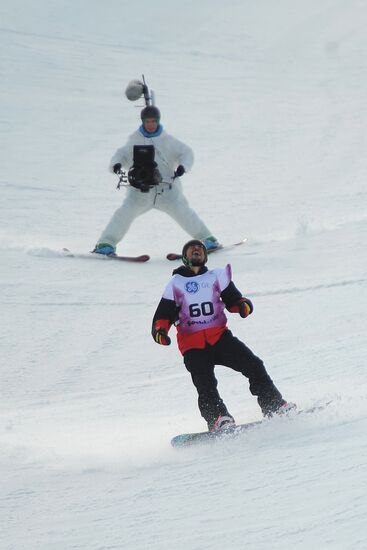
[209,414,236,432]
[275,401,297,416]
[93,243,116,256]
[263,400,297,418]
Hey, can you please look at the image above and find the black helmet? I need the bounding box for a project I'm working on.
[140,105,161,121]
[182,239,208,267]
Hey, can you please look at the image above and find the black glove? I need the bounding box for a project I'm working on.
[174,165,185,178]
[238,298,254,318]
[152,327,171,346]
[113,163,122,174]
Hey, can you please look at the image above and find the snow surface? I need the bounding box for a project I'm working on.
[1,1,367,548]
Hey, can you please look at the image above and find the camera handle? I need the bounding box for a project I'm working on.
[116,169,128,189]
[115,170,173,192]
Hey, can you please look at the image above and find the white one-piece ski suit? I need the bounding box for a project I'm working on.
[97,125,214,248]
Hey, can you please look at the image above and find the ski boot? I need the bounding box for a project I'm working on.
[203,236,221,252]
[93,243,116,256]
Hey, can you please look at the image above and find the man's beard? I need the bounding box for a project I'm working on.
[190,256,205,266]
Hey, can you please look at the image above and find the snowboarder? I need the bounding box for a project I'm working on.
[152,239,295,431]
[93,106,219,255]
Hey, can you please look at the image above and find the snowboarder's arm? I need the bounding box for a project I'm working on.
[221,282,254,318]
[151,296,178,346]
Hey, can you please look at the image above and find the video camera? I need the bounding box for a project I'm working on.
[128,145,162,193]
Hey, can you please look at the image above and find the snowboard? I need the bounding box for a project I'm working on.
[62,248,150,263]
[166,238,247,261]
[171,402,331,448]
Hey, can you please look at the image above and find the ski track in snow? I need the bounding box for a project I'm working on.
[254,277,367,297]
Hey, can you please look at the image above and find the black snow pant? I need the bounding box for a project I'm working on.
[183,330,284,429]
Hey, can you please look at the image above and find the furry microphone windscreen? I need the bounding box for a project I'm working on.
[125,80,144,101]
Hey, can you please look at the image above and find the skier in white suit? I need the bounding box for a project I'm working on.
[94,105,220,255]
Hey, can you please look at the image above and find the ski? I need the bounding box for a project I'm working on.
[166,238,247,261]
[62,248,150,263]
[171,401,332,448]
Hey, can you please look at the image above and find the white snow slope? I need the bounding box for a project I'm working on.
[1,1,367,549]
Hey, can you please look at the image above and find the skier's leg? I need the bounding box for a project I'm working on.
[214,330,285,416]
[96,188,152,248]
[156,187,214,241]
[184,347,232,429]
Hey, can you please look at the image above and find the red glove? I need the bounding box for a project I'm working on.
[152,320,172,345]
[226,297,253,317]
[153,328,171,346]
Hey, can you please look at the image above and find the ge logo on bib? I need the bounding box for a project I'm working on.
[185,281,199,294]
